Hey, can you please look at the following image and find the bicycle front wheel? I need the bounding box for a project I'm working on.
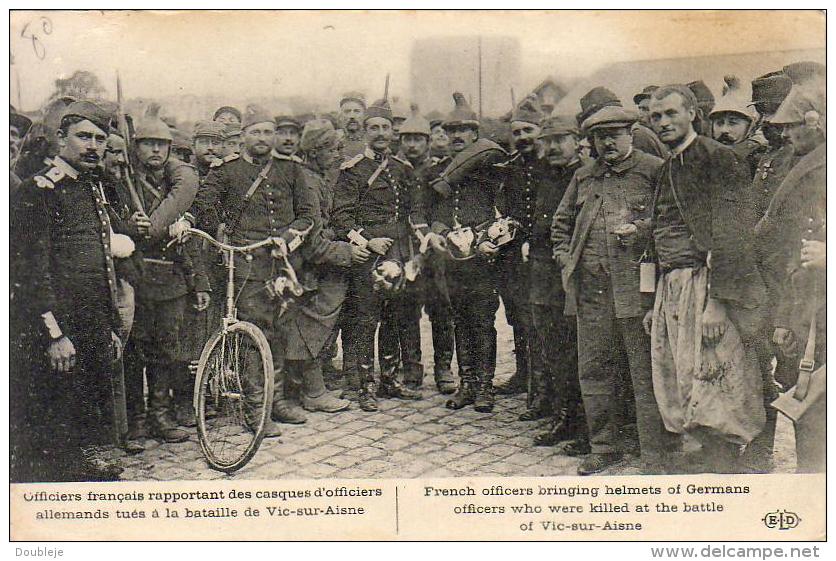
[194,320,274,473]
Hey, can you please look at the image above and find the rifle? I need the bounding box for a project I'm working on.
[383,73,390,102]
[116,71,145,214]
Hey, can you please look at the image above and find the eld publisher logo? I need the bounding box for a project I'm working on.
[762,510,801,530]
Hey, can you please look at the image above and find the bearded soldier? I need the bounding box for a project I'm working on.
[709,87,765,179]
[337,92,367,161]
[176,105,319,436]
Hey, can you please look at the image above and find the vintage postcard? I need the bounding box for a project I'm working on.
[7,9,826,543]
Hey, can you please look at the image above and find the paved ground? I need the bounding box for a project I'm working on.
[104,307,796,481]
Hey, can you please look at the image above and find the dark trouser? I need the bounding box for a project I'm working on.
[425,288,455,377]
[575,268,670,458]
[447,260,499,385]
[379,290,423,383]
[12,296,114,482]
[343,262,384,384]
[499,255,531,381]
[235,276,287,406]
[530,301,582,419]
[133,293,187,427]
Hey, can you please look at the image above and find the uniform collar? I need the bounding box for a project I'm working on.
[242,150,270,165]
[271,149,303,163]
[51,156,80,179]
[670,130,698,157]
[364,146,389,162]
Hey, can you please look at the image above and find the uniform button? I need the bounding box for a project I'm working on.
[605,173,611,178]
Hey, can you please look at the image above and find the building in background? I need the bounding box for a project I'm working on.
[410,36,522,118]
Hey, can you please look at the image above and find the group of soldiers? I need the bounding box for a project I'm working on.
[9,58,825,482]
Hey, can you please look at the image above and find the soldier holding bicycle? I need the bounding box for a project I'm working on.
[176,104,319,439]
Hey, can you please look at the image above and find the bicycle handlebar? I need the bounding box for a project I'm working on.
[167,228,279,253]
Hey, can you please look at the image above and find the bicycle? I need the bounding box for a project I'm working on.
[169,227,303,472]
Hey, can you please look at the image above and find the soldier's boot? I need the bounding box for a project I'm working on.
[377,355,422,400]
[473,375,496,413]
[433,350,457,394]
[356,362,379,412]
[519,363,552,421]
[534,406,576,446]
[271,367,307,425]
[174,361,197,428]
[126,414,148,441]
[147,364,189,443]
[322,358,343,391]
[494,327,530,395]
[301,361,350,413]
[402,362,425,391]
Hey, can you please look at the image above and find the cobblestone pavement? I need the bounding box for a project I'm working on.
[108,307,796,481]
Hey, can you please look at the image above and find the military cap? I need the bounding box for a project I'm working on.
[709,92,756,122]
[340,91,367,109]
[581,105,638,134]
[443,92,479,128]
[213,105,242,123]
[391,99,410,123]
[171,127,193,151]
[538,114,578,138]
[399,108,431,137]
[577,86,621,126]
[10,106,32,136]
[223,122,242,139]
[783,61,826,86]
[193,120,226,140]
[632,85,659,106]
[275,115,302,130]
[770,84,826,126]
[299,118,338,152]
[425,110,445,130]
[687,80,715,106]
[511,94,544,126]
[134,116,174,142]
[364,98,394,123]
[107,133,126,152]
[750,72,793,106]
[60,100,113,134]
[242,104,275,130]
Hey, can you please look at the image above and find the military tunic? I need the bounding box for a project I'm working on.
[415,146,506,386]
[189,150,319,392]
[10,157,120,481]
[529,159,583,423]
[331,147,421,382]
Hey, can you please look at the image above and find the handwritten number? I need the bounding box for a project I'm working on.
[20,17,53,60]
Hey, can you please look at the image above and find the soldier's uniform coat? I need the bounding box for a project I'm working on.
[10,157,120,481]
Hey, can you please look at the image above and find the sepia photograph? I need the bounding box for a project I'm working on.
[6,7,827,542]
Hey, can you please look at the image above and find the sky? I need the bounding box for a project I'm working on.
[9,10,826,112]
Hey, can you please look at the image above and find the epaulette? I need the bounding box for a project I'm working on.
[272,151,304,164]
[211,153,239,168]
[391,155,413,169]
[339,153,364,170]
[34,165,66,189]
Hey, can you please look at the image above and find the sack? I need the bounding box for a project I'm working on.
[771,364,826,423]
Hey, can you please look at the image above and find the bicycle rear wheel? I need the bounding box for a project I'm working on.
[194,320,274,472]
